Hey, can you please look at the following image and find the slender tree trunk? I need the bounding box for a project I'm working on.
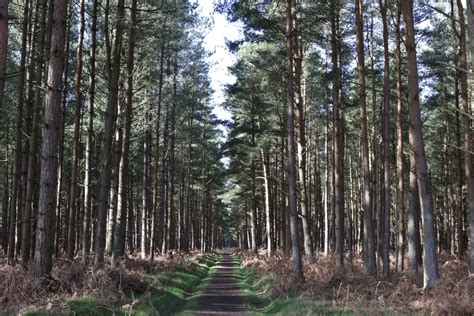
[458,0,474,274]
[465,0,474,274]
[33,0,67,283]
[83,0,97,262]
[67,0,85,261]
[112,0,137,262]
[395,3,405,273]
[285,0,304,281]
[324,96,330,256]
[8,0,30,263]
[0,0,8,110]
[261,149,273,257]
[95,0,125,266]
[402,0,440,288]
[355,0,376,276]
[21,0,48,266]
[379,0,391,279]
[142,120,151,258]
[331,0,344,268]
[151,37,165,260]
[292,7,312,257]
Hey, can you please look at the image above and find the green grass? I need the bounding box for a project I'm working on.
[233,260,353,315]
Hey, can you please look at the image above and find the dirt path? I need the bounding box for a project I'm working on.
[193,254,246,315]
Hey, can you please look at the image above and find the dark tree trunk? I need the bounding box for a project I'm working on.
[112,0,137,262]
[395,3,405,273]
[0,0,8,110]
[379,0,391,279]
[33,0,67,283]
[67,0,85,261]
[355,0,376,276]
[95,0,125,266]
[8,0,31,263]
[331,0,344,268]
[285,0,304,281]
[466,0,474,275]
[83,0,97,262]
[21,0,48,266]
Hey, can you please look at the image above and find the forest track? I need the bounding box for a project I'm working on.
[192,254,246,315]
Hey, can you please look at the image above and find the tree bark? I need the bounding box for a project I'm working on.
[112,0,137,262]
[402,0,440,288]
[0,0,8,110]
[379,0,391,279]
[462,0,474,274]
[33,0,67,283]
[331,0,344,268]
[83,0,97,262]
[355,0,376,276]
[395,2,405,273]
[67,0,86,261]
[285,0,304,281]
[95,0,125,266]
[21,0,48,267]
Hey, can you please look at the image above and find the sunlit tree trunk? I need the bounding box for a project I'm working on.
[285,0,303,281]
[83,0,97,262]
[113,0,137,262]
[402,0,440,288]
[355,0,376,276]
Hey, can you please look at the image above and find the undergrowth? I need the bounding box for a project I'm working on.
[234,255,351,315]
[239,249,474,315]
[0,252,221,315]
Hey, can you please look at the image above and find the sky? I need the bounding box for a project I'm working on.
[196,0,244,123]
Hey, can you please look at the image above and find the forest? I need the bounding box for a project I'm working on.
[0,0,473,314]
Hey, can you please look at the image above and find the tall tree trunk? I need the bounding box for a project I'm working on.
[151,37,165,260]
[21,0,48,266]
[355,0,376,276]
[33,0,67,283]
[8,0,29,263]
[112,0,137,262]
[402,0,440,288]
[324,95,330,256]
[166,57,178,251]
[331,0,344,268]
[83,0,97,262]
[462,0,474,274]
[285,0,304,281]
[379,0,391,279]
[261,149,273,257]
[95,0,125,266]
[0,0,8,110]
[142,120,151,258]
[67,0,85,261]
[395,3,405,273]
[293,6,312,257]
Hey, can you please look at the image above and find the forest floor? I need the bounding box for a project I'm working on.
[0,250,472,315]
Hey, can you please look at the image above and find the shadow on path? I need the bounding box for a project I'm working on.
[193,255,245,315]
